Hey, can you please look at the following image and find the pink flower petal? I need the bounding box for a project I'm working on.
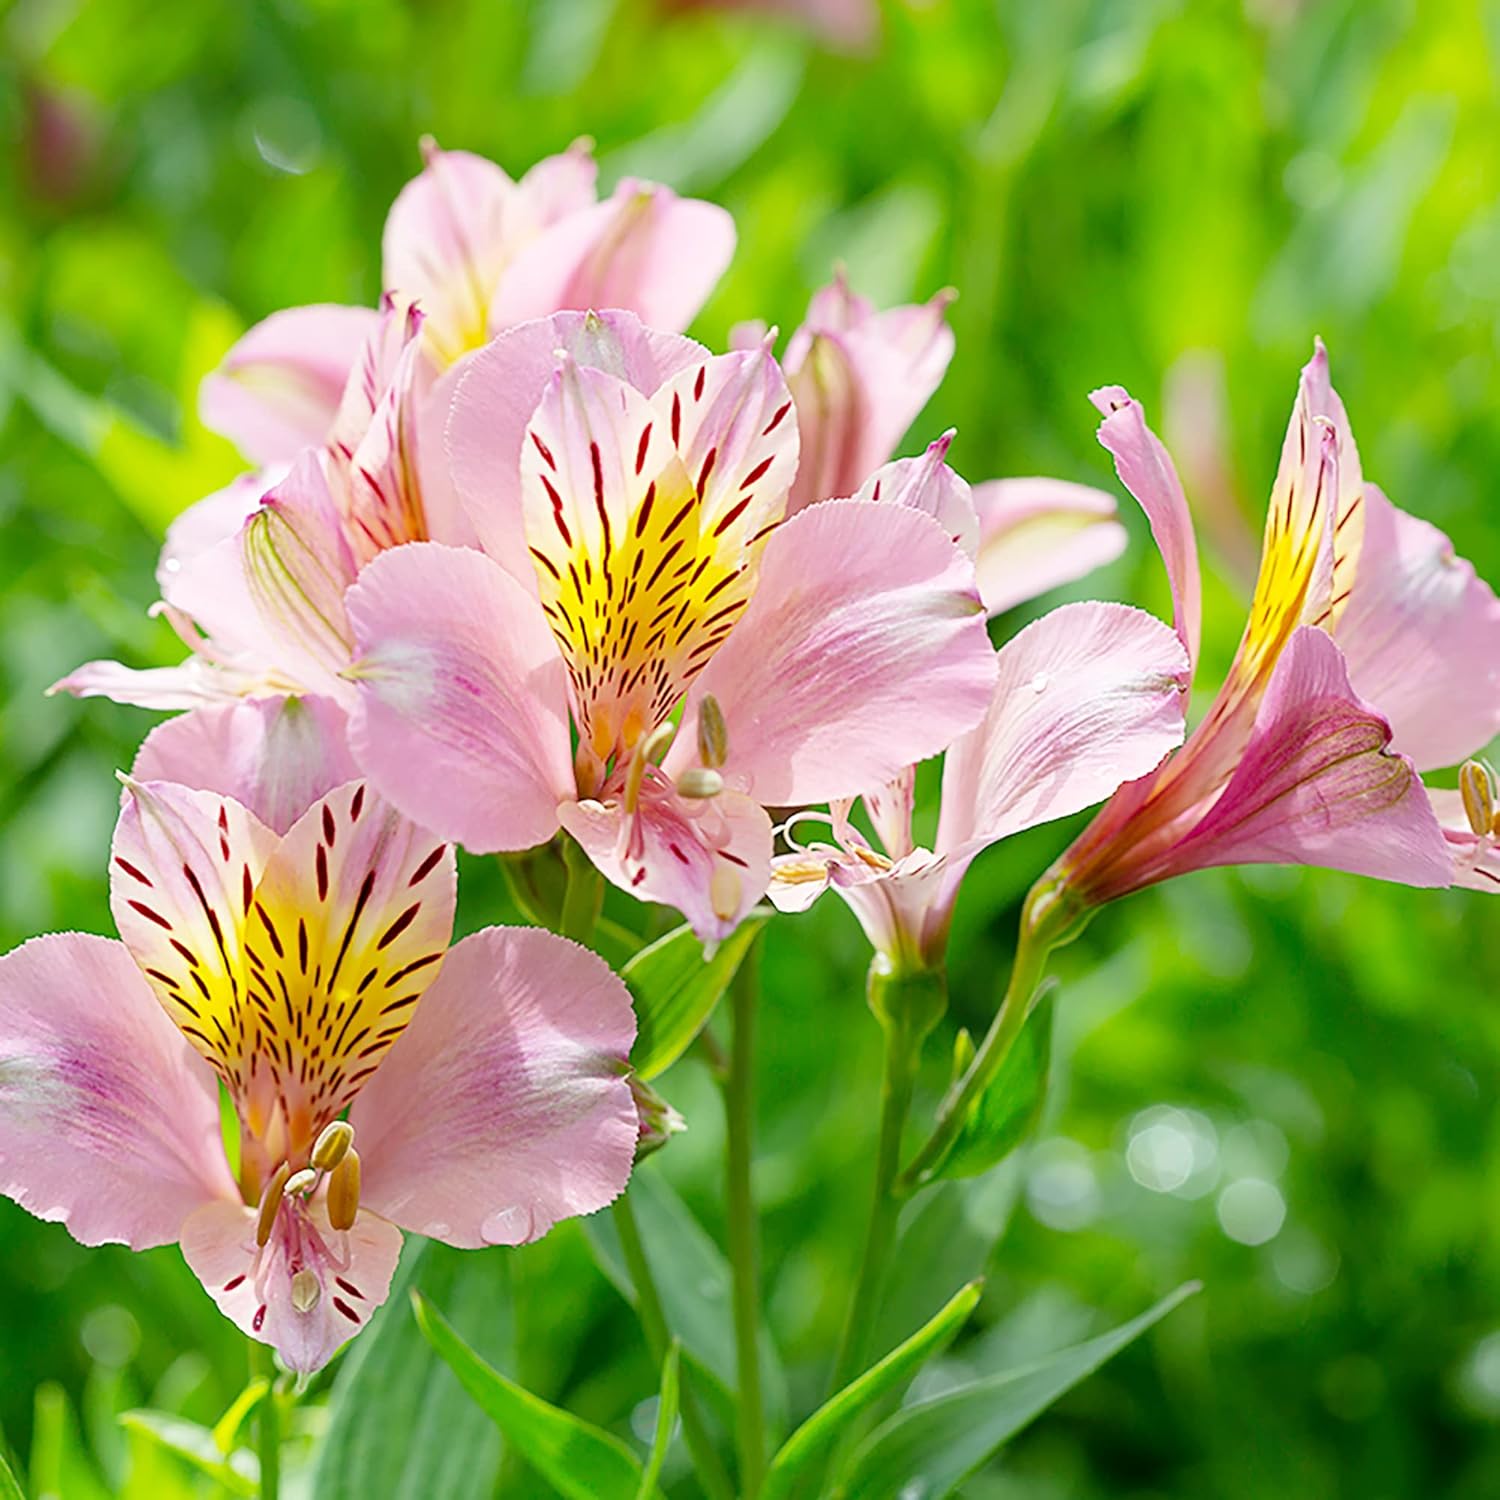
[785,278,954,513]
[936,602,1190,855]
[180,1196,403,1373]
[48,658,249,710]
[1332,486,1500,772]
[1430,789,1500,893]
[970,477,1127,617]
[676,500,996,807]
[494,178,736,334]
[0,933,234,1249]
[447,310,704,587]
[345,543,574,851]
[158,470,276,589]
[853,436,979,558]
[1170,627,1449,887]
[1089,387,1202,671]
[132,696,359,836]
[559,781,772,943]
[349,927,638,1246]
[200,305,378,465]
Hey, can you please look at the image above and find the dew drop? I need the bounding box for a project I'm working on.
[1030,671,1050,694]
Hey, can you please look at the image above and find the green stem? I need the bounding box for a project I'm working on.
[724,937,766,1498]
[250,1341,280,1500]
[613,1194,736,1500]
[899,880,1079,1191]
[559,836,604,944]
[826,961,946,1399]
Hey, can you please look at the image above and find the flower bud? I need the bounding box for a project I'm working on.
[1460,758,1496,838]
[697,695,728,769]
[327,1147,361,1231]
[310,1119,354,1173]
[630,1075,686,1162]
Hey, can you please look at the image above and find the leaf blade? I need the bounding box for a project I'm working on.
[636,1342,680,1500]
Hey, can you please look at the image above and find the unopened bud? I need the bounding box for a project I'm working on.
[630,1075,686,1161]
[1460,758,1496,837]
[697,695,728,769]
[291,1268,321,1313]
[283,1168,317,1197]
[310,1119,354,1173]
[255,1161,292,1247]
[327,1147,361,1231]
[676,768,723,800]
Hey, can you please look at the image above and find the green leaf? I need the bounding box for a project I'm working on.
[312,1240,515,1500]
[636,1342,680,1500]
[762,1281,982,1500]
[0,1447,24,1500]
[117,1411,257,1497]
[210,1378,269,1456]
[834,1282,1201,1499]
[412,1291,656,1500]
[583,1167,787,1433]
[624,912,769,1080]
[931,988,1055,1180]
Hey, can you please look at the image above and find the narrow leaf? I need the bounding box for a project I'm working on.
[636,1342,680,1500]
[210,1378,269,1455]
[413,1291,655,1500]
[762,1281,982,1500]
[836,1282,1201,1499]
[118,1412,257,1497]
[624,911,769,1080]
[0,1447,24,1500]
[930,987,1055,1180]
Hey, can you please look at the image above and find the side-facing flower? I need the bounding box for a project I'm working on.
[0,768,637,1372]
[1045,341,1500,913]
[200,138,735,460]
[343,310,998,942]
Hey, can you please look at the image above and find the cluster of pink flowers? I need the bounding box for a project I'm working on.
[3,140,1497,1373]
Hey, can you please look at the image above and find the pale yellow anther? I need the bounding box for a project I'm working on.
[623,721,677,816]
[327,1148,361,1232]
[255,1161,292,1248]
[1460,758,1497,838]
[283,1168,317,1198]
[710,863,742,923]
[310,1120,354,1173]
[676,769,724,800]
[290,1269,321,1314]
[852,845,894,872]
[697,696,728,770]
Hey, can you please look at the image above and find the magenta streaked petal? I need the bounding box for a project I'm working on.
[0,933,234,1249]
[200,305,378,465]
[1089,387,1202,672]
[349,927,637,1246]
[345,543,573,852]
[853,437,979,558]
[1333,486,1500,772]
[676,499,995,807]
[971,477,1127,617]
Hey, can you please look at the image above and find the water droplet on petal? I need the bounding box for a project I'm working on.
[1030,672,1050,694]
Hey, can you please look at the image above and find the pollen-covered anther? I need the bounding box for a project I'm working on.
[623,721,677,817]
[852,845,894,872]
[697,695,729,769]
[310,1119,354,1173]
[710,863,742,923]
[255,1161,292,1247]
[283,1168,317,1198]
[676,769,723,800]
[327,1147,361,1232]
[1460,758,1497,838]
[290,1268,321,1314]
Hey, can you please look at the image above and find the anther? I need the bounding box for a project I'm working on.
[710,863,742,924]
[327,1148,361,1232]
[310,1119,354,1173]
[255,1161,292,1247]
[676,769,723,800]
[291,1268,321,1314]
[697,695,728,769]
[284,1168,317,1198]
[1460,758,1496,837]
[624,722,677,816]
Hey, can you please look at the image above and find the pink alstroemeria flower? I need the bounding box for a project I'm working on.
[662,0,877,50]
[766,451,1189,971]
[200,139,735,464]
[1041,342,1500,916]
[342,310,998,942]
[0,761,637,1373]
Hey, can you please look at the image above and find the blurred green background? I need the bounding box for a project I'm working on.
[3,0,1500,1495]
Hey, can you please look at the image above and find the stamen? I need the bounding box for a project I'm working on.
[676,769,723,800]
[773,809,838,853]
[1460,758,1497,837]
[255,1161,292,1247]
[697,695,728,769]
[852,845,894,871]
[291,1268,321,1314]
[310,1119,354,1173]
[710,863,742,923]
[327,1147,361,1231]
[284,1168,317,1197]
[623,722,677,816]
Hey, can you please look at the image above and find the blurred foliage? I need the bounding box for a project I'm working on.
[2,0,1500,1495]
